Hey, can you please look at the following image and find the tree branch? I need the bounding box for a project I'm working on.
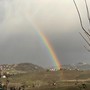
[84,0,90,25]
[79,32,90,46]
[73,0,90,36]
[84,46,90,52]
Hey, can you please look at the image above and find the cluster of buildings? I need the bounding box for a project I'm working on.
[0,64,17,71]
[0,64,17,78]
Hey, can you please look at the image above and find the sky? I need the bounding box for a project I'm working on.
[0,0,90,68]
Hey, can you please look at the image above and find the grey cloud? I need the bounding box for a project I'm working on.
[0,1,5,23]
[0,33,53,68]
[0,0,90,68]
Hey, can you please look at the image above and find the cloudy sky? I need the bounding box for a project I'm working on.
[0,0,90,68]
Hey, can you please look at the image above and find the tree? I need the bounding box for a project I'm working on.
[73,0,90,51]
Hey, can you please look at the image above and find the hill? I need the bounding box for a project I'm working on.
[62,62,90,70]
[0,63,44,74]
[15,63,44,72]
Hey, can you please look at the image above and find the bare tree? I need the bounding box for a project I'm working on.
[73,0,90,51]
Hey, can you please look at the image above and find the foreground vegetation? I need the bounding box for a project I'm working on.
[1,70,90,90]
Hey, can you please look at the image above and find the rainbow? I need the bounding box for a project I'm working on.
[30,20,61,69]
[37,30,61,69]
[23,0,61,69]
[26,15,61,69]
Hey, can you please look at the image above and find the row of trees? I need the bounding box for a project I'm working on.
[73,0,90,51]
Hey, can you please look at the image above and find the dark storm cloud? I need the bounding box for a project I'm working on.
[46,28,90,65]
[0,32,53,68]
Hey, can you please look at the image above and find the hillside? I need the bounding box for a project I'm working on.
[0,63,44,74]
[62,62,90,70]
[15,63,44,72]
